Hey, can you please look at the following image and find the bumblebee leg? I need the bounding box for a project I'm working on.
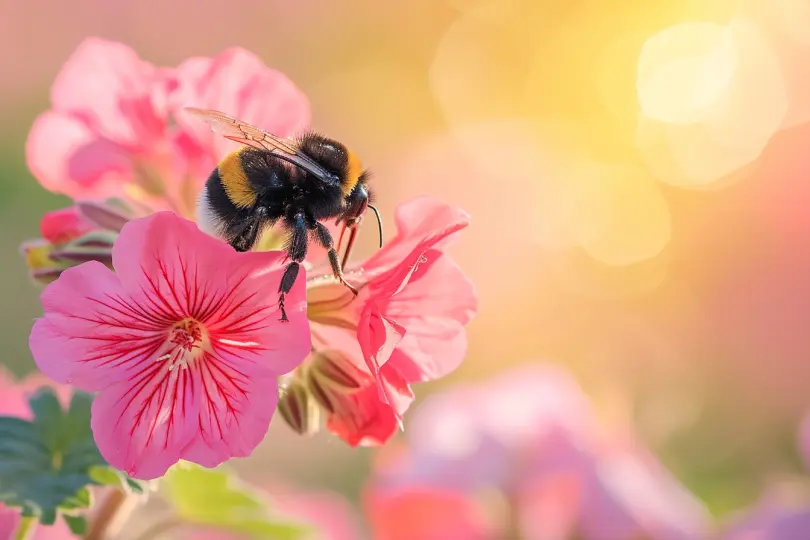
[278,212,309,322]
[230,207,269,252]
[313,222,358,297]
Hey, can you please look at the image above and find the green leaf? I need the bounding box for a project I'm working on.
[0,386,142,526]
[62,514,88,535]
[88,465,149,495]
[161,462,312,539]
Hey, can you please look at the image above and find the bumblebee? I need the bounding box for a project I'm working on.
[185,107,383,322]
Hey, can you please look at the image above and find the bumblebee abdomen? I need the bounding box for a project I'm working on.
[197,167,252,240]
[217,147,259,209]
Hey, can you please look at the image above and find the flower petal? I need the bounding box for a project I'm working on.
[357,300,406,406]
[179,351,279,468]
[29,261,159,392]
[50,37,163,145]
[25,111,131,199]
[384,256,476,382]
[358,196,471,279]
[91,366,200,480]
[174,48,310,161]
[110,211,243,314]
[325,367,413,447]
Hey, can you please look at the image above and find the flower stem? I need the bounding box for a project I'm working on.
[13,516,36,540]
[83,489,133,540]
[130,518,184,540]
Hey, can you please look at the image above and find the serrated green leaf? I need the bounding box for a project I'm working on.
[0,386,142,526]
[161,463,312,539]
[62,514,87,535]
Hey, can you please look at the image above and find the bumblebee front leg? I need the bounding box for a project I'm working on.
[278,212,309,322]
[313,222,358,297]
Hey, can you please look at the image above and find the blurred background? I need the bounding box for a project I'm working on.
[4,0,810,537]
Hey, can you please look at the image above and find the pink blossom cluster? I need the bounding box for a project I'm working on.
[21,38,476,480]
[363,363,713,540]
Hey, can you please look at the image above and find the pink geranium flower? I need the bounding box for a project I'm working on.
[29,212,311,479]
[25,37,309,217]
[364,363,711,540]
[279,197,477,446]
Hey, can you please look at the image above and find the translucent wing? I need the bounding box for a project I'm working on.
[184,107,334,180]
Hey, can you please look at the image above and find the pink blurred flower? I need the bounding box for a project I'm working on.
[26,37,309,217]
[279,197,477,446]
[721,488,810,540]
[29,211,311,479]
[365,485,496,540]
[364,363,711,540]
[0,506,74,540]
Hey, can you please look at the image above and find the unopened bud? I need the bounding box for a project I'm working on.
[307,373,336,414]
[312,350,364,390]
[20,241,70,285]
[50,230,117,265]
[40,207,96,245]
[278,380,320,435]
[76,200,133,232]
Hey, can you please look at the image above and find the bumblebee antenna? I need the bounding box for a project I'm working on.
[368,204,384,248]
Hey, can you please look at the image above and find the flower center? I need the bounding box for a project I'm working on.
[157,318,209,370]
[305,269,367,329]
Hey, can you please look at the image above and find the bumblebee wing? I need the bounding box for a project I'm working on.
[184,107,333,180]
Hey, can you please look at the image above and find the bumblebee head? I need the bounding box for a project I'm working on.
[298,133,363,196]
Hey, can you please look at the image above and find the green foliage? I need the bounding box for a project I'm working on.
[0,387,143,527]
[161,462,312,539]
[62,514,88,536]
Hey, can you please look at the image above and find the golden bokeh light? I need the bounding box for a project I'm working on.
[637,22,738,125]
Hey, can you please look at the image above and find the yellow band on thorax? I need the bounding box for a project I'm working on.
[342,149,363,196]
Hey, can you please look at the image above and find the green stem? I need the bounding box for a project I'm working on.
[13,516,36,540]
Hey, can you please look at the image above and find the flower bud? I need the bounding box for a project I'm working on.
[21,224,117,285]
[50,230,117,265]
[311,350,364,390]
[40,207,96,245]
[20,240,70,285]
[75,199,133,232]
[278,379,320,435]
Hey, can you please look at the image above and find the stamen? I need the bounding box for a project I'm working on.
[156,318,208,370]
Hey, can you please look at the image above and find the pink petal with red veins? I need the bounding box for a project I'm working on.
[110,211,243,311]
[50,37,163,146]
[174,48,310,161]
[111,212,311,375]
[179,350,279,467]
[90,366,200,480]
[29,261,157,392]
[26,111,131,199]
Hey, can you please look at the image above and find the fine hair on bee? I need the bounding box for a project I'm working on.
[185,107,383,322]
